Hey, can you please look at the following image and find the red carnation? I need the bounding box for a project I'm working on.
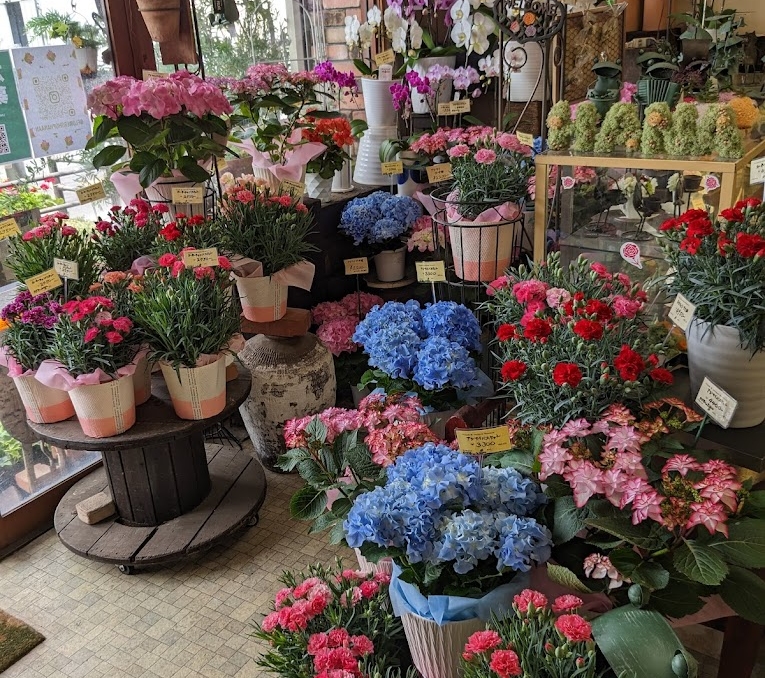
[686,217,713,239]
[573,319,604,341]
[735,197,762,210]
[523,318,552,342]
[583,299,613,322]
[659,217,680,231]
[497,324,517,342]
[719,207,744,222]
[735,232,765,258]
[501,360,527,382]
[649,367,674,385]
[680,236,703,255]
[554,614,592,643]
[614,344,645,381]
[552,362,582,388]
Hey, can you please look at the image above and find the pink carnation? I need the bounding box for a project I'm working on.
[554,614,592,642]
[463,630,502,660]
[474,148,497,164]
[552,595,583,614]
[512,279,549,304]
[448,143,471,158]
[514,589,548,613]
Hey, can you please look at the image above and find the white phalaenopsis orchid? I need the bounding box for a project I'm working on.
[469,13,495,54]
[478,49,500,78]
[358,22,375,49]
[345,15,360,48]
[384,6,406,34]
[450,0,471,23]
[470,0,495,7]
[391,25,408,53]
[367,5,382,27]
[409,19,423,50]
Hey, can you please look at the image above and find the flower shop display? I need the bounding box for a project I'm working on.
[617,173,658,221]
[302,116,354,201]
[254,563,409,678]
[659,199,765,427]
[217,176,316,321]
[7,213,100,300]
[406,215,446,255]
[353,300,484,414]
[87,71,232,198]
[546,100,574,151]
[485,254,672,427]
[35,296,139,438]
[152,212,220,256]
[280,393,438,547]
[345,443,551,678]
[0,292,74,424]
[339,192,422,282]
[92,199,167,272]
[131,250,241,420]
[593,103,642,153]
[562,167,622,235]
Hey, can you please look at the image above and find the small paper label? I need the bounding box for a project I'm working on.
[378,64,393,81]
[620,241,642,269]
[76,182,107,205]
[456,425,512,455]
[171,186,205,205]
[561,176,576,190]
[53,258,79,280]
[702,174,720,192]
[183,247,219,268]
[415,260,446,282]
[375,49,395,65]
[695,377,738,429]
[0,218,21,239]
[344,257,369,275]
[280,179,305,196]
[26,268,63,295]
[750,157,765,185]
[668,293,696,332]
[517,132,535,147]
[426,163,453,183]
[450,99,471,114]
[437,102,452,116]
[691,194,706,211]
[381,161,404,175]
[142,69,164,79]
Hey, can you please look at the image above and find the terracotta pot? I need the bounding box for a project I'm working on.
[136,0,181,42]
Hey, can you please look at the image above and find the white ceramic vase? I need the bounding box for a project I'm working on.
[354,78,401,187]
[332,156,354,193]
[408,56,457,114]
[621,199,641,220]
[687,318,765,428]
[360,77,400,127]
[305,172,334,201]
[374,248,406,282]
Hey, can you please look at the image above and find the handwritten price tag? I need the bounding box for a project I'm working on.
[750,157,765,185]
[171,186,205,205]
[25,268,62,296]
[344,257,369,275]
[668,293,696,332]
[416,261,446,282]
[142,69,164,79]
[426,163,453,183]
[456,426,512,455]
[281,179,305,196]
[53,258,79,280]
[375,49,395,66]
[183,247,219,268]
[0,218,21,240]
[381,161,404,175]
[76,182,107,205]
[695,377,738,428]
[517,132,535,147]
[378,64,393,81]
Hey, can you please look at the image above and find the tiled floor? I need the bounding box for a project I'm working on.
[0,438,761,678]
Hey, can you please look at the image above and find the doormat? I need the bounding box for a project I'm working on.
[0,610,44,673]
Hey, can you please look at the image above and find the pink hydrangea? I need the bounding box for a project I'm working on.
[317,317,359,356]
[583,553,624,589]
[564,460,605,507]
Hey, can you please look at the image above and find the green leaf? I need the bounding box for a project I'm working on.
[707,519,765,567]
[308,511,338,534]
[92,145,127,168]
[177,158,212,183]
[650,575,708,619]
[632,561,670,591]
[296,458,326,488]
[116,116,157,146]
[289,485,327,521]
[545,563,593,594]
[353,59,373,76]
[496,450,534,474]
[720,566,765,624]
[329,520,346,545]
[138,158,167,188]
[609,547,642,577]
[423,562,443,587]
[463,114,484,127]
[306,417,327,444]
[89,116,117,147]
[742,491,765,518]
[552,496,586,544]
[359,542,396,563]
[585,511,667,550]
[673,540,728,585]
[276,447,309,472]
[422,30,435,50]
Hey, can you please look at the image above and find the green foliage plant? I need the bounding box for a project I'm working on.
[0,182,61,218]
[714,105,744,159]
[641,103,672,155]
[664,102,698,156]
[594,103,641,153]
[546,100,574,151]
[695,103,721,155]
[572,102,599,153]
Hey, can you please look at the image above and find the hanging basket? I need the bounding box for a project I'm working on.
[135,0,181,43]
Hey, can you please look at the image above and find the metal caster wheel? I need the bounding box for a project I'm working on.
[118,564,136,575]
[246,513,260,528]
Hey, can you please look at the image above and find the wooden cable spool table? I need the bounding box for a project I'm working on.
[28,366,267,574]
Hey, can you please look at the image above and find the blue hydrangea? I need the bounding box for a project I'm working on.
[339,192,422,247]
[413,336,480,391]
[364,325,422,378]
[433,510,499,574]
[422,301,482,352]
[494,514,552,572]
[479,467,548,516]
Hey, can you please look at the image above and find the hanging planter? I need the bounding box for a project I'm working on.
[135,0,181,43]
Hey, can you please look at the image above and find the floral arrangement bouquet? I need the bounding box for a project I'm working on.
[151,212,219,256]
[406,215,447,253]
[339,192,423,255]
[484,254,672,426]
[0,180,62,218]
[87,71,232,188]
[345,443,551,599]
[353,300,484,410]
[302,116,354,180]
[7,213,99,299]
[280,392,439,541]
[254,563,408,678]
[391,65,482,124]
[93,199,167,272]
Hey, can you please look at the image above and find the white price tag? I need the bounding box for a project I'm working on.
[695,377,738,429]
[750,157,765,185]
[53,258,80,280]
[668,293,696,332]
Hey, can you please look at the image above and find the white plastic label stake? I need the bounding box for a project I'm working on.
[750,157,765,185]
[619,242,642,269]
[668,293,696,332]
[695,377,738,429]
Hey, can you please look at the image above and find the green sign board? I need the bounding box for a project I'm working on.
[0,50,32,163]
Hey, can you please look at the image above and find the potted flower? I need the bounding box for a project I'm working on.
[70,22,103,77]
[216,177,317,322]
[659,198,765,427]
[406,215,447,255]
[345,443,551,678]
[152,212,219,256]
[87,71,232,205]
[92,199,168,272]
[35,296,138,438]
[339,191,422,282]
[484,254,672,427]
[354,300,484,425]
[301,115,354,201]
[0,291,74,424]
[439,127,533,282]
[254,563,408,677]
[7,213,100,300]
[131,250,241,420]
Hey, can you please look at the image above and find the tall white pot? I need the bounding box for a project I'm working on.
[354,78,401,187]
[361,77,400,127]
[687,318,765,428]
[408,56,457,114]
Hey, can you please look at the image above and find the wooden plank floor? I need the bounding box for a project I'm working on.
[54,445,268,570]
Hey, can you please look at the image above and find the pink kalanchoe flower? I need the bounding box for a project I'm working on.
[686,500,729,537]
[564,460,605,508]
[552,595,584,614]
[583,553,624,589]
[631,490,664,525]
[662,454,702,477]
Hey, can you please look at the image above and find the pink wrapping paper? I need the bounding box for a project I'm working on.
[231,256,315,291]
[414,190,521,224]
[230,138,326,183]
[131,256,156,276]
[35,359,140,391]
[0,347,35,378]
[111,163,215,204]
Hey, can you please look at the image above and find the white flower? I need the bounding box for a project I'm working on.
[469,13,495,54]
[667,172,681,193]
[478,49,500,78]
[367,5,382,27]
[345,16,360,48]
[384,6,406,35]
[358,22,375,49]
[451,19,472,48]
[470,0,495,7]
[391,25,408,53]
[617,174,637,196]
[450,0,471,23]
[409,19,423,50]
